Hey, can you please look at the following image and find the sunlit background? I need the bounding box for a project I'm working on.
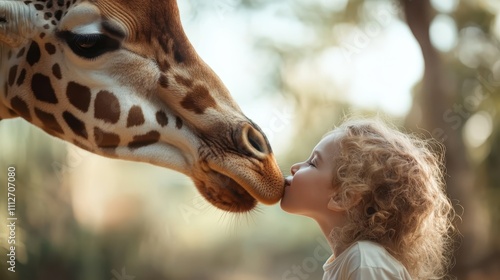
[1,0,499,279]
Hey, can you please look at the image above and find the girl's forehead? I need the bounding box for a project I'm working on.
[314,131,343,156]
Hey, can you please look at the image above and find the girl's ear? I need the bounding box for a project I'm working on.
[327,192,363,211]
[327,197,344,211]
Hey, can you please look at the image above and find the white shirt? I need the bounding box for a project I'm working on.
[322,240,412,280]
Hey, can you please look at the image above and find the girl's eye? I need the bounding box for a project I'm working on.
[307,160,316,167]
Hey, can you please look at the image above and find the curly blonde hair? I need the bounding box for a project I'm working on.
[328,118,457,280]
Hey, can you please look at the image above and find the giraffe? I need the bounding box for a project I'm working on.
[0,0,284,212]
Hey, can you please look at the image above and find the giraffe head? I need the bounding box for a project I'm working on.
[0,0,284,212]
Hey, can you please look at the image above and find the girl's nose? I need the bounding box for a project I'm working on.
[290,162,300,175]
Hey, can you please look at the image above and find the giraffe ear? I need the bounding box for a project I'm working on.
[0,1,38,48]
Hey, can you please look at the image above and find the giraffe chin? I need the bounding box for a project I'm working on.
[193,172,258,213]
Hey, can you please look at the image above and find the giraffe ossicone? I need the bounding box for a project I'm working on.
[0,0,284,212]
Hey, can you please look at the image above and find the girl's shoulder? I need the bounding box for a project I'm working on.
[354,241,402,268]
[323,241,412,280]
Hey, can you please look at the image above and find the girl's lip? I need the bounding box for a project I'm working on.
[285,176,293,187]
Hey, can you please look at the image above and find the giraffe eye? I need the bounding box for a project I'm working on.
[57,31,120,59]
[74,33,101,49]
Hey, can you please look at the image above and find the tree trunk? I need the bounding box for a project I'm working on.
[401,0,491,278]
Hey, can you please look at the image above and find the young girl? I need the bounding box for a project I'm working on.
[281,118,457,280]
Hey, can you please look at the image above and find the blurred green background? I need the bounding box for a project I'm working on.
[1,0,499,279]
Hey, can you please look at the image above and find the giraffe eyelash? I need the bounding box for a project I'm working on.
[56,31,121,59]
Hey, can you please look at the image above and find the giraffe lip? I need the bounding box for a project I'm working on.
[196,151,284,210]
[217,172,256,204]
[196,171,257,212]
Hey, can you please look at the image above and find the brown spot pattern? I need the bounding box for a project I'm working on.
[126,106,145,127]
[35,108,64,134]
[8,65,17,87]
[180,85,216,114]
[94,127,120,148]
[156,111,169,127]
[32,73,58,104]
[174,48,185,64]
[66,82,91,113]
[159,73,169,88]
[54,10,63,21]
[63,111,88,139]
[16,48,26,58]
[128,131,161,149]
[10,97,31,121]
[52,64,62,79]
[174,75,193,87]
[16,69,26,86]
[175,116,183,129]
[45,42,56,55]
[94,90,120,124]
[27,41,41,66]
[159,59,170,72]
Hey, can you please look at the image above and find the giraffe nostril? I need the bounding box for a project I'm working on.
[241,123,269,158]
[248,131,263,153]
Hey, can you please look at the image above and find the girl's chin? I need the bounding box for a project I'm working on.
[279,197,286,208]
[279,197,296,213]
[279,197,290,211]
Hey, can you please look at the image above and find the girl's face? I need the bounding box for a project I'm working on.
[280,131,342,220]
